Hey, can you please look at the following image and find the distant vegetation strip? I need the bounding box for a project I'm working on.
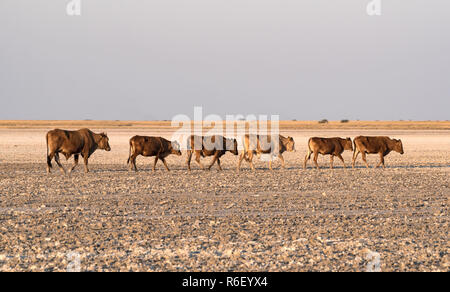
[0,120,449,130]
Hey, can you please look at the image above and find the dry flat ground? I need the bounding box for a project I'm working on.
[0,124,449,272]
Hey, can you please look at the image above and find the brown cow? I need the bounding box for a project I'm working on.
[46,128,111,174]
[303,137,353,170]
[352,136,404,169]
[127,136,182,172]
[186,135,238,171]
[237,134,295,171]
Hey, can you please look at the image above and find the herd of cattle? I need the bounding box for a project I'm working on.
[45,128,404,174]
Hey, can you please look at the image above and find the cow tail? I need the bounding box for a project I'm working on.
[352,139,358,156]
[302,138,310,157]
[127,140,132,165]
[46,133,52,169]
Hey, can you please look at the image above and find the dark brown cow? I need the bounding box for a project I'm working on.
[186,135,238,171]
[127,136,182,172]
[237,134,295,171]
[352,136,404,169]
[304,137,353,169]
[46,128,111,174]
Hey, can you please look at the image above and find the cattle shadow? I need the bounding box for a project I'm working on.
[385,164,450,169]
[44,163,450,174]
[347,164,450,170]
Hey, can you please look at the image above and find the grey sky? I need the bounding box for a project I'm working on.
[0,0,449,121]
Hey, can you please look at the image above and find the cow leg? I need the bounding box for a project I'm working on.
[153,157,159,172]
[54,153,66,175]
[208,153,219,170]
[69,154,79,173]
[129,154,138,171]
[186,151,193,171]
[237,152,246,172]
[313,152,320,170]
[194,152,205,170]
[83,156,90,173]
[217,158,223,171]
[352,150,360,168]
[337,154,347,169]
[330,155,334,169]
[303,150,312,170]
[377,153,385,169]
[361,152,370,169]
[278,154,285,169]
[248,152,256,171]
[161,157,170,171]
[130,154,137,172]
[47,151,56,173]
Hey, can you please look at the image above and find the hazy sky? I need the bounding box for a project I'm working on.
[1,0,449,121]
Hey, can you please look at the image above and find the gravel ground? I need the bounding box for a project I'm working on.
[0,129,449,272]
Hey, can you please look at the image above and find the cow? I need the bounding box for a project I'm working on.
[237,134,295,171]
[303,137,353,170]
[46,128,111,174]
[352,136,404,169]
[186,135,238,171]
[127,136,182,172]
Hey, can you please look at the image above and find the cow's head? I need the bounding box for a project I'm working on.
[394,139,404,154]
[284,136,295,152]
[344,138,353,151]
[171,141,182,156]
[227,138,239,155]
[98,133,111,151]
